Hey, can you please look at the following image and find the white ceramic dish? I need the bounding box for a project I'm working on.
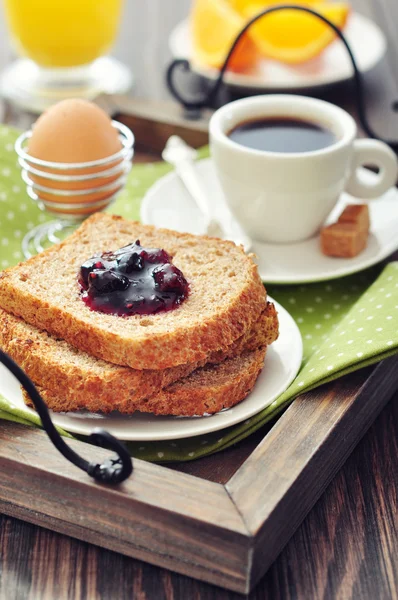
[0,299,302,441]
[169,13,386,91]
[141,158,398,284]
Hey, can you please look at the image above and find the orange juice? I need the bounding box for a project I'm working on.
[4,0,124,68]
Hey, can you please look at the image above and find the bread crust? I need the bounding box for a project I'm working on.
[0,214,267,370]
[22,347,267,416]
[1,303,278,409]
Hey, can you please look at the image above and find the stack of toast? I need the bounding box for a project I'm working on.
[0,214,279,417]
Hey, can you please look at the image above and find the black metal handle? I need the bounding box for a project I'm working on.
[166,4,398,152]
[0,349,133,484]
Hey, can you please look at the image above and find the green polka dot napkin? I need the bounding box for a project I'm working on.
[0,125,397,463]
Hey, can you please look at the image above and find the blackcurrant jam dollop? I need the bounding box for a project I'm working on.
[78,240,189,316]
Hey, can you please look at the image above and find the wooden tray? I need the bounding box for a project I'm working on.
[1,97,397,595]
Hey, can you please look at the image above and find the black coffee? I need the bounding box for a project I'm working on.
[228,117,337,153]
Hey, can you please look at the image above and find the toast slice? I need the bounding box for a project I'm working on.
[0,213,266,370]
[22,347,267,416]
[1,302,278,411]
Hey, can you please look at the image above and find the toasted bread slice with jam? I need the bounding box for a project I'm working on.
[22,347,267,416]
[0,214,266,370]
[1,302,278,411]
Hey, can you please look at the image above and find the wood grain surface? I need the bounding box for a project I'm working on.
[0,422,251,592]
[0,0,397,598]
[228,360,398,591]
[0,393,396,600]
[1,350,396,595]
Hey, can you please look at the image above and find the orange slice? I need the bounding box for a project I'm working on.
[191,0,260,72]
[241,2,351,64]
[229,0,326,14]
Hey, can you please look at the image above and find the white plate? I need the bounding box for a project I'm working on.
[141,158,398,285]
[169,13,386,91]
[0,299,302,441]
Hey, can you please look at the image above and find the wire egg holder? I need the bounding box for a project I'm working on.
[15,121,134,258]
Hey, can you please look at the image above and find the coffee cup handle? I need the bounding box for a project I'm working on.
[345,139,398,200]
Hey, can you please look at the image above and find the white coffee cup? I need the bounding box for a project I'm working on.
[209,95,398,244]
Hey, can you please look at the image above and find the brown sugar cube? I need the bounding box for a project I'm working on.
[338,203,370,232]
[320,223,368,258]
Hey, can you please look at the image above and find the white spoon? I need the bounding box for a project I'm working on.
[162,135,252,252]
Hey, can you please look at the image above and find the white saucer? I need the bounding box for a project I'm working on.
[141,158,398,285]
[0,299,302,441]
[169,13,386,91]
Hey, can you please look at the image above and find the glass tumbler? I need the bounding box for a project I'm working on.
[1,0,132,112]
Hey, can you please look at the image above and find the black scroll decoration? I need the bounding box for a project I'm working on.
[166,4,398,152]
[0,349,133,484]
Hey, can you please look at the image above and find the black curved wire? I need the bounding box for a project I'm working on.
[0,349,133,484]
[166,4,398,151]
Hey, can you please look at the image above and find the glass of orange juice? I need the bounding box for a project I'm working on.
[0,0,132,112]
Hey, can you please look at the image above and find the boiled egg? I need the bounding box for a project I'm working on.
[27,99,124,215]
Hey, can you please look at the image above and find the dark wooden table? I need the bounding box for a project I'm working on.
[0,1,397,598]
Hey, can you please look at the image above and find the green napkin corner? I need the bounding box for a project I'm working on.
[0,124,397,462]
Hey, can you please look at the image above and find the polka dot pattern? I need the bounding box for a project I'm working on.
[0,131,397,463]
